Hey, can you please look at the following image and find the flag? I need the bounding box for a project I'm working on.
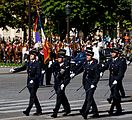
[33,16,38,32]
[33,16,39,43]
[43,40,50,64]
[38,16,46,43]
[33,14,49,63]
[41,27,46,43]
[35,32,41,43]
[38,16,48,63]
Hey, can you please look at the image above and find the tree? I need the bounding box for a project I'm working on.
[0,0,131,39]
[0,0,41,42]
[40,0,131,38]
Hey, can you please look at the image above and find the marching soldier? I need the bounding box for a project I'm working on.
[10,50,42,116]
[102,48,126,116]
[118,50,127,98]
[37,48,45,86]
[45,41,55,86]
[50,49,71,118]
[45,47,56,86]
[80,50,100,119]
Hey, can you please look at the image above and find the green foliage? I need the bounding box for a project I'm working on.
[0,62,22,67]
[0,0,131,37]
[0,0,38,30]
[40,0,131,37]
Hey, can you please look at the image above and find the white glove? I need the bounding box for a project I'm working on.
[24,59,28,62]
[41,70,45,74]
[60,84,64,90]
[30,80,34,84]
[60,69,65,74]
[48,61,52,68]
[100,72,103,77]
[70,73,75,78]
[113,80,117,85]
[36,56,38,61]
[102,64,105,67]
[70,60,75,64]
[90,85,95,89]
[10,68,15,73]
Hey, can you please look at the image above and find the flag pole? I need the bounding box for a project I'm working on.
[28,0,31,49]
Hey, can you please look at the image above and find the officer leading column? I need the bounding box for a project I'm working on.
[10,50,42,116]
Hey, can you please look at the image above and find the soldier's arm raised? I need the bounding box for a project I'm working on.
[10,63,27,73]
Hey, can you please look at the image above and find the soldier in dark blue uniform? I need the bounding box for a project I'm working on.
[10,50,42,116]
[45,48,56,86]
[102,48,126,116]
[118,50,127,98]
[80,50,100,119]
[37,48,45,86]
[50,49,71,118]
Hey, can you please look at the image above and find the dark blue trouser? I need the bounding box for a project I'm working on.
[26,86,42,113]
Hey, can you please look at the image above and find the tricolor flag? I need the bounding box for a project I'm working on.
[35,32,41,43]
[41,27,46,43]
[33,14,50,64]
[38,16,46,43]
[33,17,41,43]
[33,16,46,43]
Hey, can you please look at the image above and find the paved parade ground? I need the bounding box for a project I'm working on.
[0,65,132,120]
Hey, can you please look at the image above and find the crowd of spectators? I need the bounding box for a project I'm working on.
[0,32,132,64]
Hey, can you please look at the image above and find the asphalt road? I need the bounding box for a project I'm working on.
[0,64,132,120]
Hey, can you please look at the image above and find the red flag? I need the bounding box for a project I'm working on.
[43,41,50,64]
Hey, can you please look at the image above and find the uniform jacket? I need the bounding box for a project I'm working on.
[14,60,41,87]
[51,59,70,92]
[82,59,100,90]
[37,52,45,70]
[102,57,126,87]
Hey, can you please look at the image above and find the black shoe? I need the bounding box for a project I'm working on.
[61,109,65,112]
[53,108,55,112]
[108,111,113,116]
[33,112,42,116]
[79,109,83,115]
[23,111,29,116]
[81,113,87,119]
[51,113,57,118]
[115,110,122,116]
[63,111,71,116]
[107,98,112,104]
[91,113,99,118]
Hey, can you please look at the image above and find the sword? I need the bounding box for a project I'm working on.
[50,89,54,93]
[19,85,27,93]
[104,89,110,97]
[49,92,56,99]
[104,84,116,97]
[76,85,83,91]
[81,87,91,97]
